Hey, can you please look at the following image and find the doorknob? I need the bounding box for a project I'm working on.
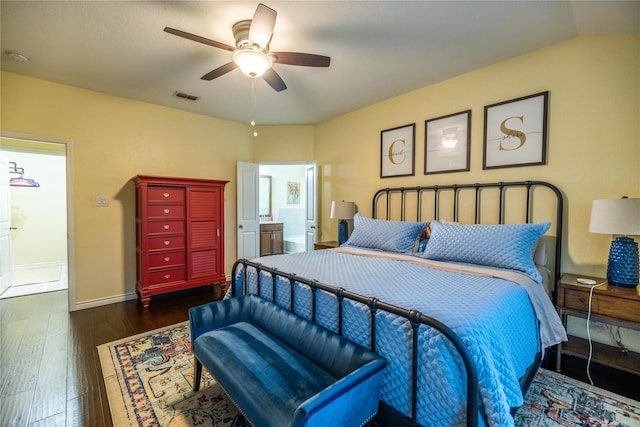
[9,227,18,230]
[238,225,244,228]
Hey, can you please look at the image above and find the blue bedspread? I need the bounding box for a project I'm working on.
[232,249,542,427]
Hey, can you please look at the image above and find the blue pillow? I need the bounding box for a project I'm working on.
[344,214,427,254]
[421,220,551,282]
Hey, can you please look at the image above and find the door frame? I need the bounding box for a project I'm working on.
[237,161,318,258]
[1,131,76,311]
[0,154,11,294]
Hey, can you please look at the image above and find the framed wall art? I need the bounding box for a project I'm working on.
[483,91,548,169]
[424,110,471,175]
[380,123,415,178]
[287,181,300,204]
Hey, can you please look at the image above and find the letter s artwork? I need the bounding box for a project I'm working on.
[499,116,526,151]
[483,92,548,169]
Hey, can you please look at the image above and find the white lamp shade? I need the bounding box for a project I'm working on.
[589,198,640,235]
[233,49,272,78]
[330,201,356,220]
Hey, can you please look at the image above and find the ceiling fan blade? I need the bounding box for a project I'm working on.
[262,68,287,92]
[164,27,235,52]
[249,3,277,49]
[201,62,238,81]
[271,52,331,67]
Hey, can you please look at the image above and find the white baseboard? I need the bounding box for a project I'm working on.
[70,278,232,311]
[71,292,137,311]
[12,261,67,271]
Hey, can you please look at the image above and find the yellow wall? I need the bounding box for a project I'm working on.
[1,72,253,304]
[1,35,638,310]
[253,125,315,162]
[315,35,640,279]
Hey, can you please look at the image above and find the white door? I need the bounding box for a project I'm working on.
[0,154,12,294]
[305,163,318,250]
[236,161,260,259]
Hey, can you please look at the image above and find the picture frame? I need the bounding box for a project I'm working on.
[380,123,415,178]
[483,91,548,169]
[287,181,300,204]
[424,110,471,175]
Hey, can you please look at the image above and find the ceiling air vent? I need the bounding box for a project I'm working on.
[173,91,199,101]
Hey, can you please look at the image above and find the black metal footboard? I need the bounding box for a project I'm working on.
[231,259,480,427]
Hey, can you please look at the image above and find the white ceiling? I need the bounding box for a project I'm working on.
[1,1,638,125]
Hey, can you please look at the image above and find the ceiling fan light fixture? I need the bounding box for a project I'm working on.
[233,48,272,78]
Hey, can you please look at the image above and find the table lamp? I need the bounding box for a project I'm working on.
[589,197,640,287]
[330,201,356,245]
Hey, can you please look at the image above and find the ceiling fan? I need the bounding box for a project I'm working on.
[164,3,331,92]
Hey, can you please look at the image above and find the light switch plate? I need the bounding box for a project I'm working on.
[95,196,109,207]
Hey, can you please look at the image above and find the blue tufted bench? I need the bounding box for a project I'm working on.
[189,294,387,427]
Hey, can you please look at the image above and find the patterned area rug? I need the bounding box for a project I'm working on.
[514,368,640,426]
[98,322,640,427]
[98,322,247,427]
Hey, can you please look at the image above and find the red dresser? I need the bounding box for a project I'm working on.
[133,175,228,307]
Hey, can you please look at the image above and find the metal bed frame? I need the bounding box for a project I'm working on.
[231,180,564,427]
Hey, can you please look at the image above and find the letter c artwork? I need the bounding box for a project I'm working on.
[388,139,406,165]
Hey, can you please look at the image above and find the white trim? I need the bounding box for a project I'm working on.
[12,261,66,271]
[73,292,138,311]
[1,131,76,312]
[65,140,77,311]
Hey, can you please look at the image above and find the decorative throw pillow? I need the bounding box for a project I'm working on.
[533,239,548,266]
[344,214,427,254]
[417,225,431,252]
[421,220,551,282]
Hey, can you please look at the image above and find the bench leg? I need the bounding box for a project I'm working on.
[193,357,202,391]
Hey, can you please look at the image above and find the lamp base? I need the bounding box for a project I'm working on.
[607,236,639,287]
[338,220,349,245]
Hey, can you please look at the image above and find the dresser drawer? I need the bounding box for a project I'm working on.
[148,235,185,251]
[147,220,184,236]
[148,251,185,269]
[147,205,185,219]
[147,267,186,286]
[148,187,185,203]
[564,288,640,323]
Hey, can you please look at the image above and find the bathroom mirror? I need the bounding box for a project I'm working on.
[259,175,272,219]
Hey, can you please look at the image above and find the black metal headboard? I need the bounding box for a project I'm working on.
[372,180,564,299]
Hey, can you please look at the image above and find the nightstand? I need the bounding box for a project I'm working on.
[314,241,339,250]
[555,273,640,375]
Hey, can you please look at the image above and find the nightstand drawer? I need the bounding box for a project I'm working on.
[564,289,640,323]
[314,241,339,250]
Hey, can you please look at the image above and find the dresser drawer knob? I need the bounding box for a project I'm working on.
[164,257,170,262]
[163,193,170,198]
[164,240,170,246]
[164,209,170,214]
[164,274,171,279]
[164,224,170,230]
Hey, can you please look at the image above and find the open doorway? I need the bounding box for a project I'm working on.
[0,137,68,299]
[259,164,307,254]
[237,161,317,260]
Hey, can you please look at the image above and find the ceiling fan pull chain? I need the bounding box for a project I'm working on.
[251,78,258,137]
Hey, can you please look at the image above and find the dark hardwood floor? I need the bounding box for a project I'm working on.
[1,286,638,426]
[0,286,221,427]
